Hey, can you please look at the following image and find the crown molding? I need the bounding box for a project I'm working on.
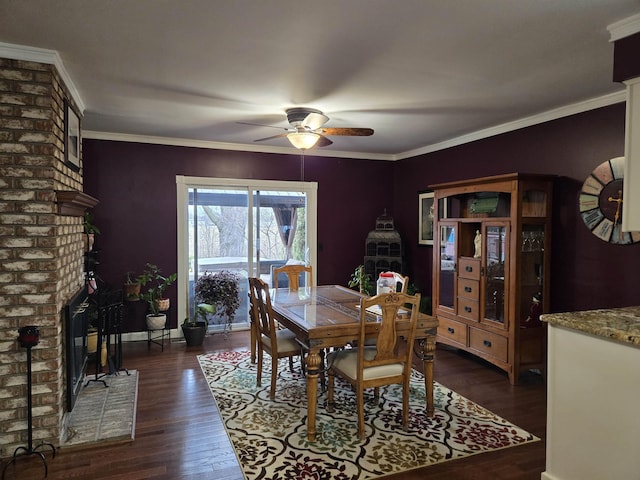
[86,92,626,162]
[0,42,85,112]
[608,13,640,42]
[82,130,392,161]
[396,90,627,160]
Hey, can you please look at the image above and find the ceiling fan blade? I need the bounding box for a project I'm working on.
[237,121,289,131]
[316,135,333,147]
[319,127,374,136]
[301,112,329,130]
[254,133,288,142]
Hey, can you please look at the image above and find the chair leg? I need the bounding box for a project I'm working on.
[256,347,263,387]
[327,370,335,413]
[402,380,409,431]
[288,356,294,372]
[357,386,365,440]
[299,349,307,375]
[250,321,257,363]
[269,355,278,400]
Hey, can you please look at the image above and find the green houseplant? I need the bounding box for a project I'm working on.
[123,271,141,301]
[193,270,240,334]
[83,210,100,252]
[406,282,432,314]
[348,264,375,296]
[138,263,177,329]
[181,304,214,347]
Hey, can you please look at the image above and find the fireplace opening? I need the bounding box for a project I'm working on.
[65,286,89,412]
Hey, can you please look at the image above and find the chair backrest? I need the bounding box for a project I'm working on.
[248,277,278,343]
[358,292,420,371]
[272,264,313,291]
[388,272,409,294]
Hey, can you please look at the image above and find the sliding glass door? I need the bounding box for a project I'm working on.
[176,177,317,333]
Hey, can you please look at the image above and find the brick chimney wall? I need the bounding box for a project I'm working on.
[0,58,85,455]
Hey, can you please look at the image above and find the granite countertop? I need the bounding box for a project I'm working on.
[541,306,640,347]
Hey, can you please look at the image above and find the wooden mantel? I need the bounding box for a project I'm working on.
[55,190,99,216]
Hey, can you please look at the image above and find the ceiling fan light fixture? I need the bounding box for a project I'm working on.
[287,132,320,150]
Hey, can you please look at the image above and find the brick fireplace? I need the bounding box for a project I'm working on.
[0,56,90,456]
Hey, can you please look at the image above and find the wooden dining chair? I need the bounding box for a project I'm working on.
[273,264,313,291]
[327,291,421,440]
[273,264,328,381]
[248,277,301,400]
[358,272,410,349]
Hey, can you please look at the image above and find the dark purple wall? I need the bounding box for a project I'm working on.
[84,102,640,331]
[613,32,640,82]
[83,141,393,330]
[393,102,640,313]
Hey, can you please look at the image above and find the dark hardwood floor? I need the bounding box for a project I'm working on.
[9,330,546,479]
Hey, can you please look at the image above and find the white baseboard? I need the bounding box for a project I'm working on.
[541,472,560,480]
[119,323,250,343]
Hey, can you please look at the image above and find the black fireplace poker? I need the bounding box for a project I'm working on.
[2,326,56,479]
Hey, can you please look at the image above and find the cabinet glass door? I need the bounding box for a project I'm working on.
[437,223,456,311]
[520,224,545,327]
[483,223,508,325]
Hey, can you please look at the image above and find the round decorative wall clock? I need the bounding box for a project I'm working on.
[579,156,640,245]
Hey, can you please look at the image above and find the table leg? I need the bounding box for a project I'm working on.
[305,348,322,442]
[418,334,436,417]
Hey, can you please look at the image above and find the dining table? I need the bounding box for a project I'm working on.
[269,284,438,442]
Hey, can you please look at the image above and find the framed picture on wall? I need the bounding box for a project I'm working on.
[64,99,80,172]
[418,191,435,245]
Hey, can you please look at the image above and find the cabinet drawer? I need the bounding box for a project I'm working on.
[457,278,479,300]
[469,327,508,362]
[458,257,481,280]
[457,297,479,321]
[437,316,467,346]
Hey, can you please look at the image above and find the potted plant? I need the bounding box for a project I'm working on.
[406,282,433,315]
[194,270,240,334]
[123,271,141,301]
[348,264,375,295]
[181,304,213,347]
[138,263,177,330]
[83,210,100,252]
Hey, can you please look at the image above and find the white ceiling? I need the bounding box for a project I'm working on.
[1,0,639,160]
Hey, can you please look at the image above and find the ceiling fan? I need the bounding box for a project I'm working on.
[239,108,374,150]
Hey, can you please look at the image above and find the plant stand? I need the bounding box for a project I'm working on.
[2,327,56,479]
[147,327,170,351]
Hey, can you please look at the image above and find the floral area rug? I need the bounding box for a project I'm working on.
[197,351,539,480]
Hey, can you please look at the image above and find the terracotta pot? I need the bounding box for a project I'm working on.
[124,283,141,301]
[156,298,170,311]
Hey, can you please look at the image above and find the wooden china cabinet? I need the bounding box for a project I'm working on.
[431,173,554,384]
